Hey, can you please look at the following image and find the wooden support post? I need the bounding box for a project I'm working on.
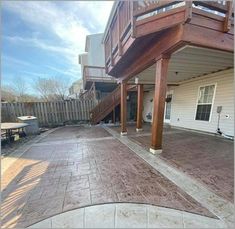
[120,82,127,135]
[112,108,116,123]
[150,56,170,154]
[136,84,144,132]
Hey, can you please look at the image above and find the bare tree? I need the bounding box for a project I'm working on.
[34,77,53,101]
[1,86,17,102]
[34,77,69,101]
[54,78,69,100]
[12,77,28,101]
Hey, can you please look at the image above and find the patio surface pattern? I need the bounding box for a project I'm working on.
[38,125,111,143]
[1,125,216,228]
[126,125,234,203]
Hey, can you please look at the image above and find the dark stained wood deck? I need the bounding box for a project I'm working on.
[104,1,234,80]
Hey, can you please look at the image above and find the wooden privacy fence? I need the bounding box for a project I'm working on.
[1,100,96,127]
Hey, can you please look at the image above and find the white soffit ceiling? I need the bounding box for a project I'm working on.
[130,46,234,84]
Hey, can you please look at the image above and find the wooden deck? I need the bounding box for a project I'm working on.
[103,1,234,79]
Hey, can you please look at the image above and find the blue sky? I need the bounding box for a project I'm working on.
[1,1,113,95]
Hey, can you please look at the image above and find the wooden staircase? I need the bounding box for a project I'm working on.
[90,84,136,125]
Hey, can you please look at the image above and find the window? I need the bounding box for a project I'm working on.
[195,85,215,121]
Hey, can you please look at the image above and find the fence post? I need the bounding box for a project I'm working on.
[65,101,69,121]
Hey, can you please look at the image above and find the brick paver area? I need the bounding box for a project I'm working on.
[1,126,215,228]
[130,127,234,203]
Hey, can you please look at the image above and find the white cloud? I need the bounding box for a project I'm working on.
[2,55,32,67]
[2,1,113,80]
[74,1,114,31]
[4,35,74,60]
[20,71,51,78]
[45,65,81,79]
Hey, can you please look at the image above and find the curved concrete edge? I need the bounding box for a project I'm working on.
[28,203,226,228]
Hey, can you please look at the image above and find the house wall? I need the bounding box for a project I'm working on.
[86,33,105,67]
[79,53,88,66]
[143,68,234,136]
[79,33,116,92]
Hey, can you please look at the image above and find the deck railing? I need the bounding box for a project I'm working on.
[104,0,233,71]
[104,1,133,68]
[83,65,116,83]
[133,1,185,18]
[84,66,109,80]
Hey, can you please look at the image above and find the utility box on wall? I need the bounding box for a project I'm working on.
[17,116,40,135]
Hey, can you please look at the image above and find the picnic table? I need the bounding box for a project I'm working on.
[1,122,29,143]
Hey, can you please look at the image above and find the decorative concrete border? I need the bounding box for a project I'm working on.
[104,126,235,228]
[28,203,225,228]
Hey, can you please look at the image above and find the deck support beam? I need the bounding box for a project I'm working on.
[120,82,127,135]
[136,84,144,132]
[150,56,170,154]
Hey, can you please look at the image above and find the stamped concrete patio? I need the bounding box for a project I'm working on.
[111,123,234,202]
[1,125,234,228]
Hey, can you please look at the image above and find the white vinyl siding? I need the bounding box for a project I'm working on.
[142,68,234,136]
[143,91,154,122]
[171,68,234,136]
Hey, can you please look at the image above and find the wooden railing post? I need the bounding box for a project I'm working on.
[110,30,114,66]
[117,3,123,56]
[150,56,170,154]
[185,0,192,22]
[130,1,137,38]
[224,0,233,32]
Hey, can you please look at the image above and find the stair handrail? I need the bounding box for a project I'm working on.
[90,85,121,123]
[90,84,137,124]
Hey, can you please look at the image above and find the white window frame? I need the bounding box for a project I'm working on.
[194,83,217,122]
